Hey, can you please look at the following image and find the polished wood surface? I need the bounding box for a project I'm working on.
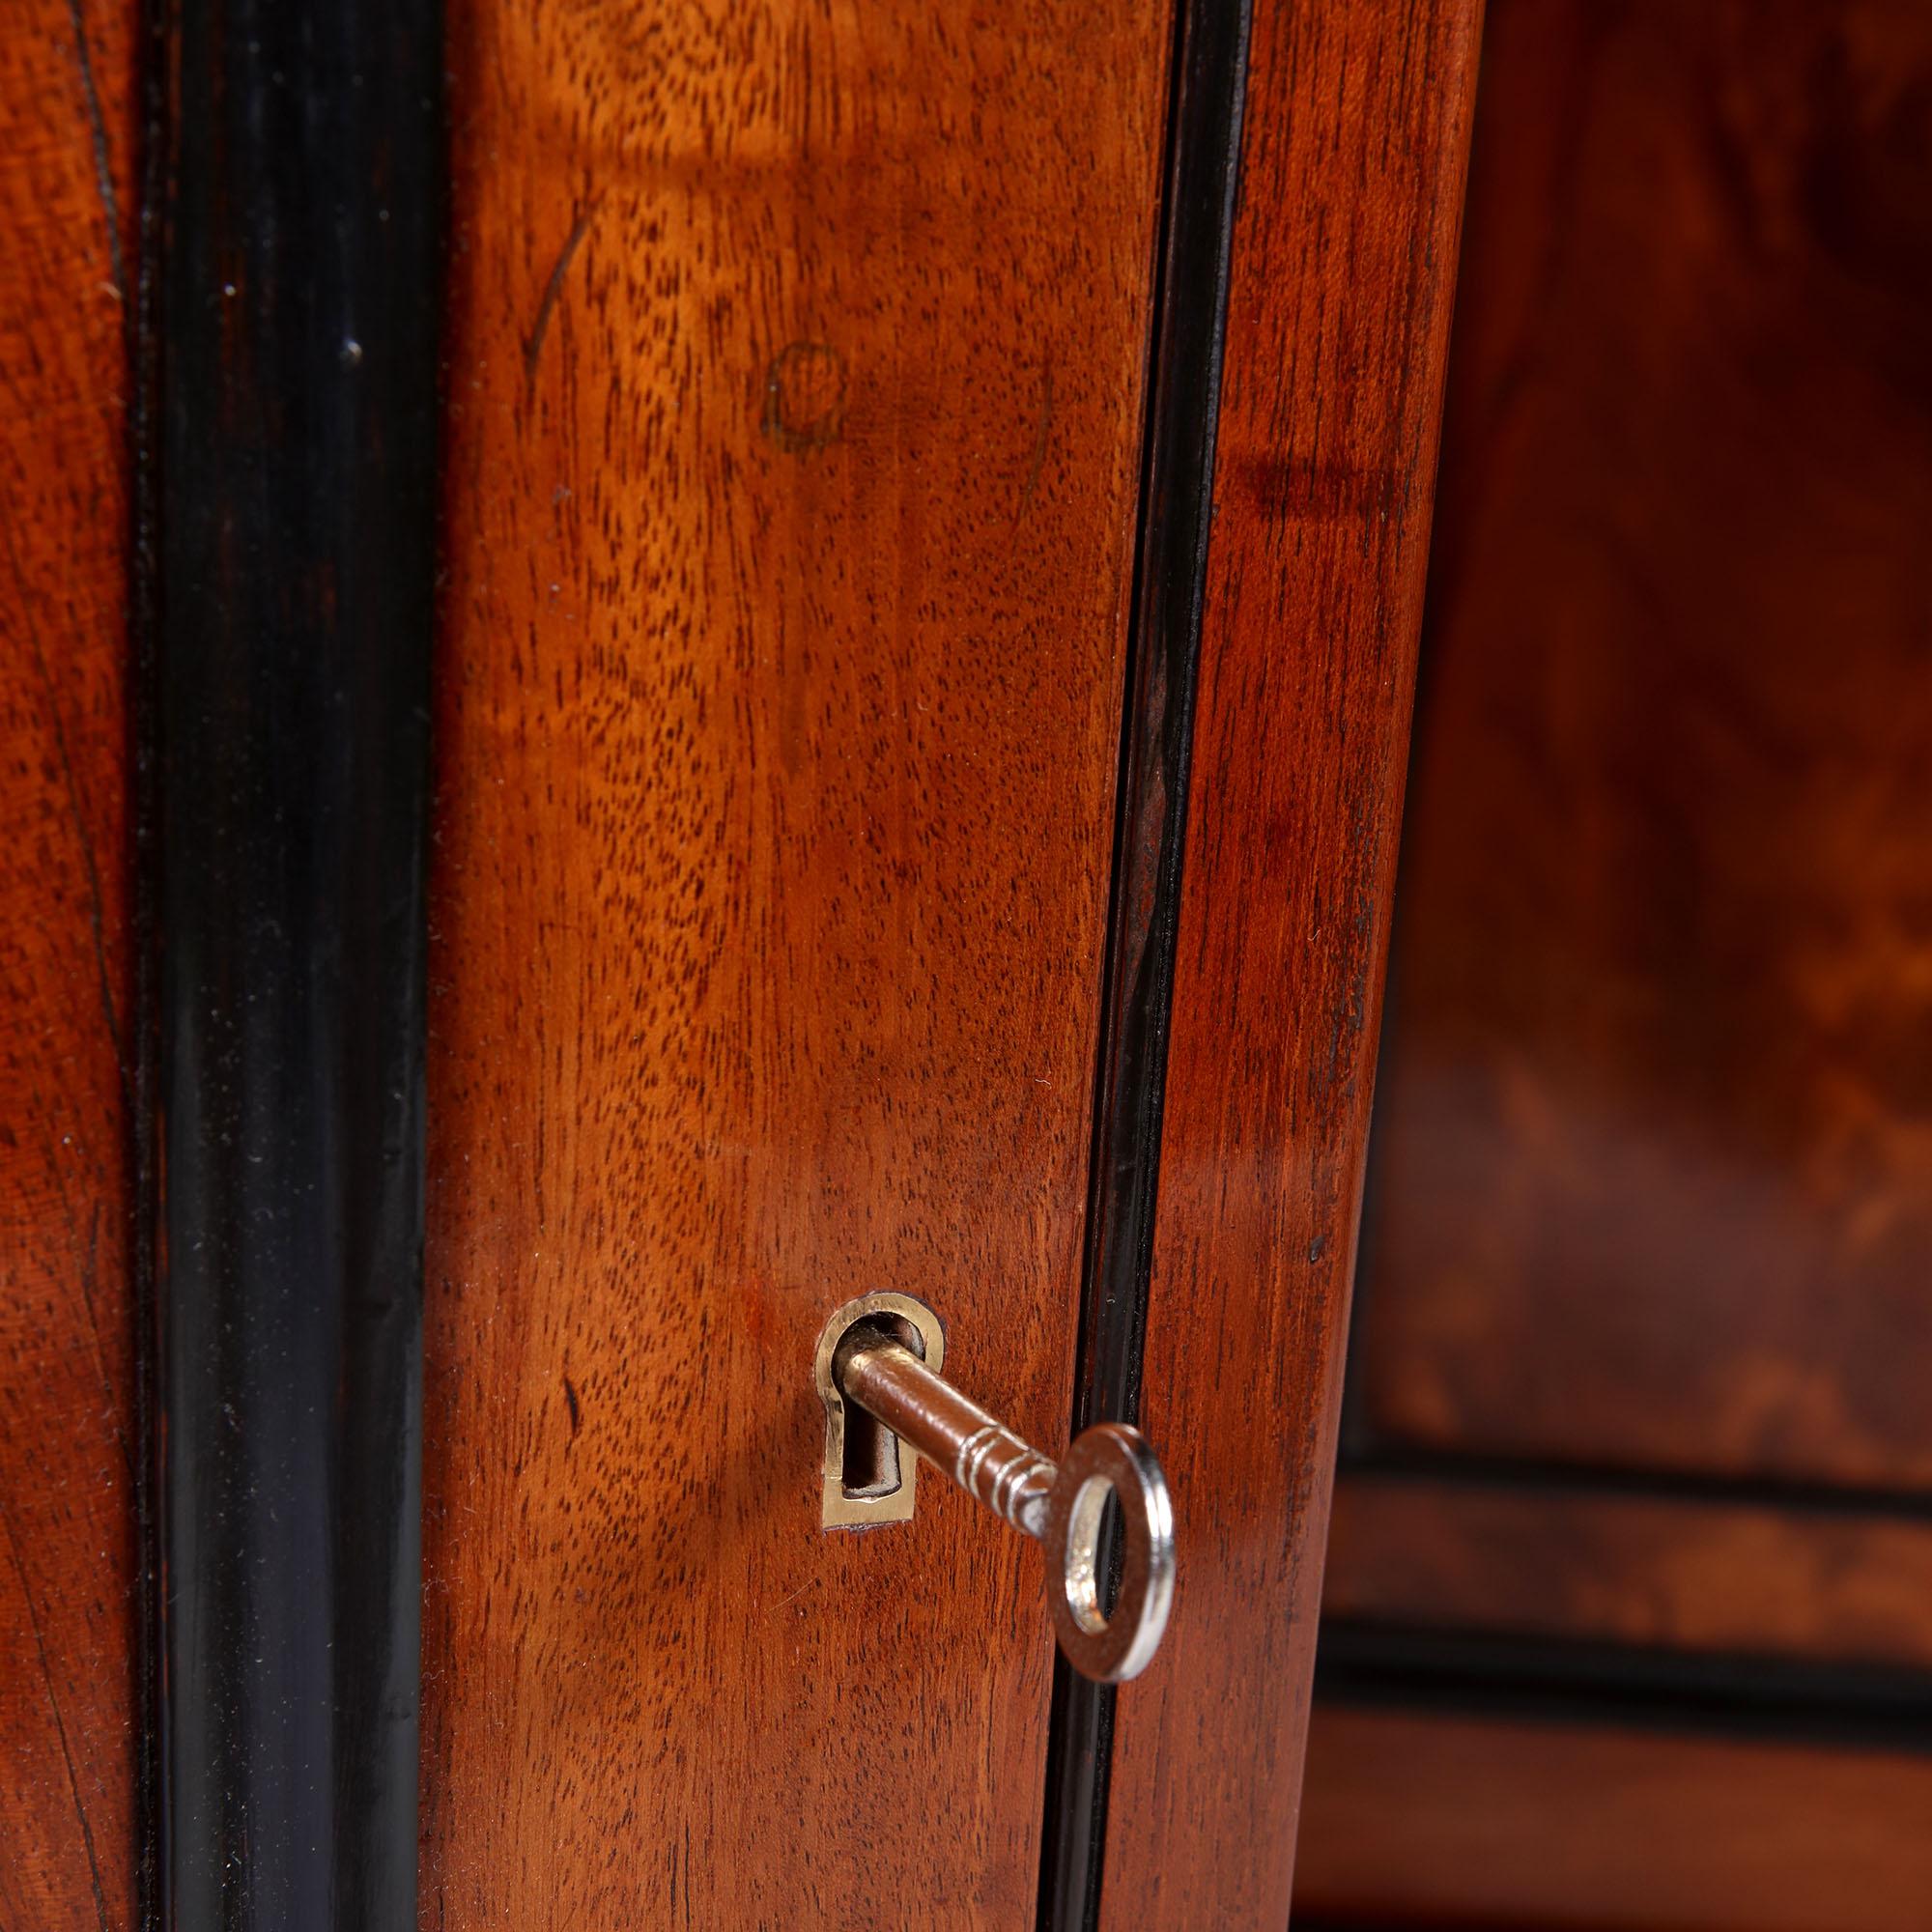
[0,4,137,1926]
[420,4,1171,1923]
[1327,1474,1932,1671]
[1099,3,1484,1924]
[1298,1707,1932,1931]
[1305,7,1932,1923]
[1352,0,1932,1490]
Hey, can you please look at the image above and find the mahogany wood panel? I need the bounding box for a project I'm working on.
[1098,3,1483,1925]
[0,4,138,1927]
[420,5,1170,1925]
[1326,1474,1932,1673]
[1297,1707,1932,1931]
[1352,0,1932,1488]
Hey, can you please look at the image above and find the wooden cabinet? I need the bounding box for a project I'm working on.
[0,1,1476,1928]
[20,1,1932,1925]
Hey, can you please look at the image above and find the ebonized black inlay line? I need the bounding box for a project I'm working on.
[1036,5,1252,1929]
[1337,1443,1932,1525]
[151,1,441,1924]
[1315,1620,1932,1757]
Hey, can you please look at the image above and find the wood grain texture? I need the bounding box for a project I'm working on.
[1297,1707,1932,1931]
[0,3,137,1927]
[1326,1474,1932,1672]
[1352,0,1932,1489]
[1097,3,1483,1925]
[419,5,1171,1925]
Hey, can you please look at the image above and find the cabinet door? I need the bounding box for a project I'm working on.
[418,5,1173,1922]
[1098,0,1481,1923]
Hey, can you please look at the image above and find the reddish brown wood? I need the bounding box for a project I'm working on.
[1297,1707,1932,1931]
[0,3,137,1926]
[1097,3,1483,1925]
[1352,0,1932,1490]
[1302,14,1932,1924]
[419,5,1172,1924]
[1326,1473,1932,1671]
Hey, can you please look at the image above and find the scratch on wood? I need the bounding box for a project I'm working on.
[525,195,605,402]
[771,1575,821,1615]
[65,0,125,304]
[2,1504,112,1932]
[1017,358,1054,520]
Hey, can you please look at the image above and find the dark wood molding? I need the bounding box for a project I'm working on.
[150,1,440,1923]
[1316,1622,1932,1756]
[1035,4,1251,1928]
[1339,1443,1932,1523]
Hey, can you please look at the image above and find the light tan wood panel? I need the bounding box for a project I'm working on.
[421,4,1172,1924]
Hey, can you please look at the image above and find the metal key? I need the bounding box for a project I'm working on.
[834,1322,1176,1683]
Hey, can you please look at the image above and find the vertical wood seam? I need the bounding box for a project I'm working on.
[1036,3,1252,1926]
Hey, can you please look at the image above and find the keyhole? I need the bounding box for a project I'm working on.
[813,1292,946,1530]
[837,1315,923,1499]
